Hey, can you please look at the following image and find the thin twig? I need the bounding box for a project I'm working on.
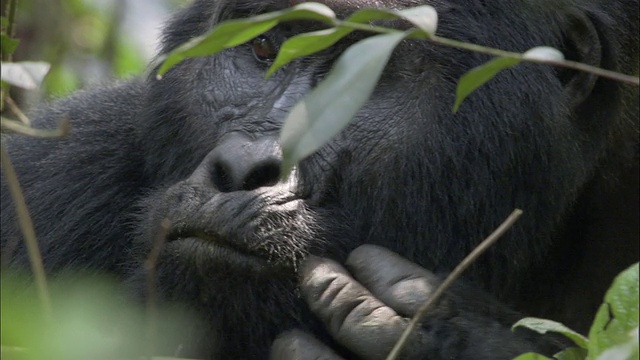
[385,208,524,360]
[145,218,171,357]
[4,96,30,125]
[430,36,639,86]
[0,142,52,318]
[1,116,70,137]
[335,21,640,86]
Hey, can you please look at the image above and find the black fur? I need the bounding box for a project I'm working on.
[2,0,638,358]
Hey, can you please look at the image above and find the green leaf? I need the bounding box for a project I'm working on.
[513,318,589,349]
[275,2,337,22]
[522,46,564,62]
[346,5,438,36]
[0,34,19,55]
[157,20,279,77]
[157,3,337,76]
[344,8,400,24]
[0,61,51,89]
[394,5,438,36]
[267,5,438,77]
[279,31,407,176]
[267,27,353,76]
[512,353,552,360]
[594,327,638,360]
[452,56,520,113]
[553,347,588,360]
[588,263,639,359]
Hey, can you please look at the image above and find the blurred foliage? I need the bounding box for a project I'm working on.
[0,0,186,103]
[1,272,199,360]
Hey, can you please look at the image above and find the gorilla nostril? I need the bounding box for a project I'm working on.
[242,160,281,191]
[213,161,234,193]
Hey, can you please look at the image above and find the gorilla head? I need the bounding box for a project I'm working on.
[1,0,637,359]
[119,0,638,357]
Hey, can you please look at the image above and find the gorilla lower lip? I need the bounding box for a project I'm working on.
[168,228,272,263]
[171,237,271,272]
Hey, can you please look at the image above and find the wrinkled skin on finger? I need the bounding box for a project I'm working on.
[272,245,567,359]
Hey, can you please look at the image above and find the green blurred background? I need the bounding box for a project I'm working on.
[1,0,188,105]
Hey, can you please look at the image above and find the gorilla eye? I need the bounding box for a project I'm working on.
[250,35,278,63]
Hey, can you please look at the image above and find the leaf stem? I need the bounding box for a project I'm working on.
[429,35,639,86]
[333,19,639,86]
[335,20,639,86]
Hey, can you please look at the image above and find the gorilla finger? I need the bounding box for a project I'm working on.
[300,255,423,360]
[345,245,442,317]
[270,329,344,360]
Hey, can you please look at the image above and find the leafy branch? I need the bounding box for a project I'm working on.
[156,3,639,177]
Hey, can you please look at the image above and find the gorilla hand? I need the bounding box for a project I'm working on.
[272,245,563,360]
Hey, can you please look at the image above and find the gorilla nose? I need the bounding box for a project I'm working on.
[210,133,282,192]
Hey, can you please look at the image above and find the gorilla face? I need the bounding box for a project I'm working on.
[118,0,638,358]
[138,1,583,273]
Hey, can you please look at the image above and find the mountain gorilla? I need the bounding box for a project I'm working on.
[1,0,638,359]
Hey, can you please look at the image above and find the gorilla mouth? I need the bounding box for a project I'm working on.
[167,229,259,258]
[162,189,313,271]
[165,228,275,271]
